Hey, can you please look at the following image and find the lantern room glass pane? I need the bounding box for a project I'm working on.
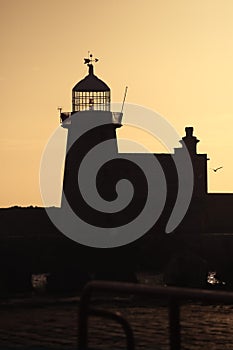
[72,91,110,112]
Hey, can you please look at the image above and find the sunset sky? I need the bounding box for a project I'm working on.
[1,0,233,207]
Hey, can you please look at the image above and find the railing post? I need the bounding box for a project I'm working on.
[78,285,92,350]
[169,298,181,350]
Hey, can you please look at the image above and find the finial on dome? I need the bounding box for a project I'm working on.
[84,51,99,75]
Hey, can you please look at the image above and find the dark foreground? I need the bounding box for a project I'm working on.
[1,295,233,350]
[1,273,233,350]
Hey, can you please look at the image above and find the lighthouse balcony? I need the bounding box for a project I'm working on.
[60,112,71,126]
[112,111,123,126]
[60,110,123,127]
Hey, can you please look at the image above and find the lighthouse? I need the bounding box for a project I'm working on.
[60,54,122,225]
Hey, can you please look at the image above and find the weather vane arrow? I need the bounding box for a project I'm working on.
[84,52,99,65]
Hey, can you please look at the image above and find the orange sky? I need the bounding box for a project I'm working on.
[1,0,233,207]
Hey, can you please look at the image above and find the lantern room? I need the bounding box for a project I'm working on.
[72,54,110,112]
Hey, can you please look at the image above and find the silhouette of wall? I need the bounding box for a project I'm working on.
[0,128,233,287]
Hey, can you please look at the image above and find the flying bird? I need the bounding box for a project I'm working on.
[211,166,223,172]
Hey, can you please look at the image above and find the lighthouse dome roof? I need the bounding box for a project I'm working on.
[72,64,110,92]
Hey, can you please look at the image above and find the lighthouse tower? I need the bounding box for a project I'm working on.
[60,54,122,222]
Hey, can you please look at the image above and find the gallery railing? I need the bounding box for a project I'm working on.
[78,280,233,350]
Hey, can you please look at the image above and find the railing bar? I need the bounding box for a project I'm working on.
[90,308,135,350]
[82,281,233,304]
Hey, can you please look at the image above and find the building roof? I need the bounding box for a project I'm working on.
[72,64,110,92]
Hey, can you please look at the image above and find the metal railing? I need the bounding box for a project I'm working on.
[78,280,233,350]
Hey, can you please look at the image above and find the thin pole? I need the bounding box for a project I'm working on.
[120,86,128,114]
[169,298,181,350]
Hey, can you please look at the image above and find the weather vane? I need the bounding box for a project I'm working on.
[84,51,99,65]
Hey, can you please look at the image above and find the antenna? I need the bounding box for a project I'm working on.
[120,86,128,114]
[57,106,62,114]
